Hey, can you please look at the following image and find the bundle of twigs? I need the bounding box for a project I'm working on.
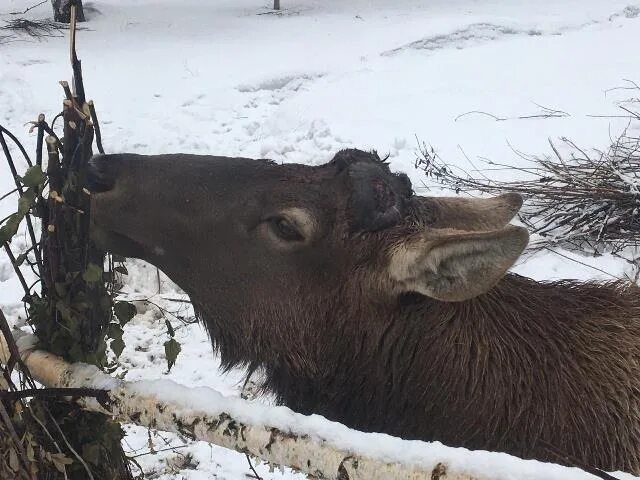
[416,129,640,256]
[0,19,67,39]
[0,308,104,479]
[0,5,133,479]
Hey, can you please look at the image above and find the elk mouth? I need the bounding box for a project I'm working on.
[86,154,120,193]
[86,155,151,258]
[90,226,148,259]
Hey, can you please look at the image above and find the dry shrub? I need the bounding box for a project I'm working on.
[417,128,640,259]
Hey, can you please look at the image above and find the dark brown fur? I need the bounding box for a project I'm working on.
[88,150,640,474]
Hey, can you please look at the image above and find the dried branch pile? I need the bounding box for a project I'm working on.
[417,130,640,256]
[0,19,67,39]
[0,309,95,479]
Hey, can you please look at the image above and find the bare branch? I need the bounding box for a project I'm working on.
[8,0,48,15]
[415,130,640,256]
[88,101,104,154]
[455,103,569,123]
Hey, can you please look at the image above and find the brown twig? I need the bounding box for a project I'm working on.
[604,79,640,96]
[539,440,621,480]
[416,130,640,255]
[69,6,86,104]
[45,407,96,480]
[161,297,192,304]
[0,309,33,385]
[0,128,43,271]
[8,0,48,15]
[0,310,38,479]
[34,114,45,167]
[88,100,104,154]
[455,104,569,122]
[0,125,33,168]
[0,388,108,402]
[128,444,190,459]
[0,18,66,38]
[245,454,264,480]
[0,188,19,202]
[3,244,30,295]
[44,135,61,291]
[0,402,35,480]
[59,80,73,101]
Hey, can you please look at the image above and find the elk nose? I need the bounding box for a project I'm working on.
[86,154,120,193]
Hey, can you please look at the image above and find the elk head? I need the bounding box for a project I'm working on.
[88,150,528,363]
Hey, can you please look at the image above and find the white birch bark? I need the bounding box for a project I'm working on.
[0,329,589,480]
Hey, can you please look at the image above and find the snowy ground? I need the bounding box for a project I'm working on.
[1,0,640,478]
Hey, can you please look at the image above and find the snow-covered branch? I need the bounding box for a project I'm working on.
[0,329,600,480]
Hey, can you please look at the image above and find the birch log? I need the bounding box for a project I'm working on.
[0,329,596,480]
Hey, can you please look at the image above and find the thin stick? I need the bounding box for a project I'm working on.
[41,121,61,145]
[0,130,43,270]
[416,132,640,254]
[161,297,192,304]
[69,5,86,104]
[246,454,264,480]
[59,80,73,101]
[0,125,33,167]
[50,112,64,130]
[539,440,621,480]
[46,408,96,480]
[544,247,622,280]
[0,309,35,385]
[35,114,45,167]
[88,101,104,154]
[128,444,190,459]
[69,7,76,66]
[0,188,19,202]
[23,406,69,477]
[3,243,30,295]
[455,104,569,123]
[45,136,61,290]
[0,402,35,479]
[9,0,48,15]
[0,388,108,402]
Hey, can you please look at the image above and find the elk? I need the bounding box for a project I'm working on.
[88,149,640,474]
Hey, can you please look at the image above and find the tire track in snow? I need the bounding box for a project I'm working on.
[383,4,640,56]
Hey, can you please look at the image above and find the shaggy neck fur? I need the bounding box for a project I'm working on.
[198,273,640,474]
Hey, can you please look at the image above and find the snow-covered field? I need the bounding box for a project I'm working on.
[1,0,640,478]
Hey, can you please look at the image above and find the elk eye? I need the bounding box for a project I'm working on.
[270,217,304,242]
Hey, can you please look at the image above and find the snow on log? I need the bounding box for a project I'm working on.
[0,329,603,480]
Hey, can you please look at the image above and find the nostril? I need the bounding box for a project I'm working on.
[86,154,118,193]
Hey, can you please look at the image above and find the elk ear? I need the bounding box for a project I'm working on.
[389,226,529,301]
[420,193,523,231]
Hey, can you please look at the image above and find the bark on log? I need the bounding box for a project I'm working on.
[0,329,595,480]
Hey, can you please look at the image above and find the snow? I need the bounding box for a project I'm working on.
[14,332,38,351]
[10,328,637,480]
[0,260,12,282]
[124,378,633,480]
[1,0,640,478]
